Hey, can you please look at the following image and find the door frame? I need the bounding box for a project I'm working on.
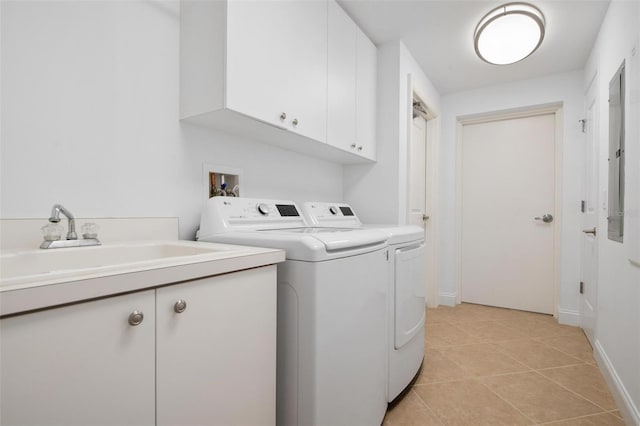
[580,72,599,343]
[406,74,440,308]
[454,103,563,316]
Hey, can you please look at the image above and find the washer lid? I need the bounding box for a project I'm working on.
[202,227,387,261]
[198,198,388,261]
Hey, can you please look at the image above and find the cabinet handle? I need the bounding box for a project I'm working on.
[128,311,144,326]
[280,112,287,120]
[292,118,299,126]
[174,299,187,314]
[357,146,363,151]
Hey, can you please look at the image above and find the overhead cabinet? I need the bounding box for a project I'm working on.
[180,0,376,163]
[327,0,377,161]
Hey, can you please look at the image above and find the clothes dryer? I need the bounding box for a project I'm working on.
[198,197,389,426]
[302,202,426,402]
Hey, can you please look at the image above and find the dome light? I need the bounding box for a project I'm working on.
[474,3,546,65]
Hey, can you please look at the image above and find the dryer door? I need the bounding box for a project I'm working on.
[394,243,426,349]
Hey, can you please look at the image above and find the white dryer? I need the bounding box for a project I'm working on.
[198,197,389,426]
[302,202,426,403]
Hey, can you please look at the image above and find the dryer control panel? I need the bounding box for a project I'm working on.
[302,202,362,227]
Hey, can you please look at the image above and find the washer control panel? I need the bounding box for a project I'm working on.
[200,197,308,236]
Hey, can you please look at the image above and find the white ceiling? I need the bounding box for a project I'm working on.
[338,0,611,95]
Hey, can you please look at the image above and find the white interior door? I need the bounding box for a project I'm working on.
[580,85,599,345]
[461,113,556,314]
[409,113,426,228]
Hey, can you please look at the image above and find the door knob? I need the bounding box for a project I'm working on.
[582,227,596,236]
[534,214,554,223]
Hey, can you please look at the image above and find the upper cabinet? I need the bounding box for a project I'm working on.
[225,1,327,143]
[327,1,377,161]
[180,0,376,164]
[355,26,377,161]
[327,0,357,154]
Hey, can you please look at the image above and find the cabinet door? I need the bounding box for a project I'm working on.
[327,0,356,152]
[156,266,277,426]
[356,27,377,160]
[226,0,327,142]
[0,291,156,426]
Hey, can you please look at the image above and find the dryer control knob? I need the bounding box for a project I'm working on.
[329,206,338,215]
[257,203,270,215]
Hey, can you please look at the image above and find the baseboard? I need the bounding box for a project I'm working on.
[557,308,580,326]
[438,292,457,307]
[594,340,640,425]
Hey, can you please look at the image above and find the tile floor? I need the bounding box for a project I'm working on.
[383,303,625,426]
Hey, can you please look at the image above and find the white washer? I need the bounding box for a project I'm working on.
[302,202,426,403]
[198,197,389,426]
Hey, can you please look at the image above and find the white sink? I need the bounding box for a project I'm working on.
[0,241,252,287]
[0,240,285,317]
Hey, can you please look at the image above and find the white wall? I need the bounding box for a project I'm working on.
[439,71,585,319]
[0,1,343,240]
[343,40,440,225]
[583,1,640,423]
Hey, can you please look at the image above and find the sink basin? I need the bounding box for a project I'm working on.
[0,240,285,317]
[0,241,251,287]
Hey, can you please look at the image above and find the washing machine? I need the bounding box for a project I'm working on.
[302,202,426,403]
[198,197,389,426]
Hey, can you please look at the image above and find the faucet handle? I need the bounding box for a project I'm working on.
[41,223,63,241]
[81,222,99,239]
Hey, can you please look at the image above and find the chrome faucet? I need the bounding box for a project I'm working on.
[40,204,101,249]
[49,204,77,240]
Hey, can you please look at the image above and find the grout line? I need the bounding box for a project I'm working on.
[477,380,539,425]
[609,409,624,420]
[534,411,618,425]
[408,387,447,426]
[531,369,613,413]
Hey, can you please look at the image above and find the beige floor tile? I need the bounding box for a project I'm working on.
[609,410,623,419]
[424,323,483,348]
[383,389,443,426]
[537,334,596,363]
[482,372,603,423]
[417,348,469,384]
[541,412,625,425]
[499,318,583,339]
[456,320,531,342]
[455,303,552,323]
[538,364,618,411]
[426,307,457,324]
[493,339,584,369]
[439,343,530,377]
[413,380,533,425]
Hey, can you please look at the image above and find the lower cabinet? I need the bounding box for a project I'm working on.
[0,266,277,426]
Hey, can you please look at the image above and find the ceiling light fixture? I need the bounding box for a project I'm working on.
[474,2,546,65]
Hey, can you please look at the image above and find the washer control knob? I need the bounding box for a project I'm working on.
[329,206,338,215]
[257,203,270,215]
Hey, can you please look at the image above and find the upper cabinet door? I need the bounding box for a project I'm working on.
[327,0,357,152]
[226,0,328,143]
[356,27,377,160]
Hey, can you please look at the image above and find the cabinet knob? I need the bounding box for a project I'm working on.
[128,311,144,326]
[280,112,287,120]
[174,299,187,314]
[292,118,299,126]
[350,144,356,149]
[357,146,363,151]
